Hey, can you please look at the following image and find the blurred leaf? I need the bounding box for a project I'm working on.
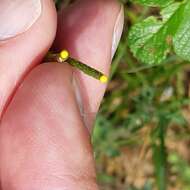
[168,153,190,186]
[152,120,168,190]
[132,0,174,7]
[143,181,153,190]
[97,173,115,184]
[174,0,190,61]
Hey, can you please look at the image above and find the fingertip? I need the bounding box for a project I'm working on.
[0,0,57,115]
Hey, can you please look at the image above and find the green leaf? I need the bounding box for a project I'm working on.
[128,2,184,65]
[174,0,190,61]
[133,0,174,7]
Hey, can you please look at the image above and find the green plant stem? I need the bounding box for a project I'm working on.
[67,57,105,80]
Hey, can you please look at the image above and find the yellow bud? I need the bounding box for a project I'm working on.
[60,50,69,61]
[100,75,108,83]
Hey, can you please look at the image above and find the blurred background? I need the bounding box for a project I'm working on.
[55,1,190,189]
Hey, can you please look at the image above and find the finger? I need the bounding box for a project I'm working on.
[0,63,98,190]
[54,0,124,130]
[0,0,57,115]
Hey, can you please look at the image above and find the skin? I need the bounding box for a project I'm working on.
[0,0,121,189]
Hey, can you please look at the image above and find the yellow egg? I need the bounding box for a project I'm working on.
[60,50,69,60]
[100,75,108,83]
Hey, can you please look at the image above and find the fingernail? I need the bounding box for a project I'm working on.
[0,0,42,41]
[72,76,84,114]
[72,76,96,132]
[111,4,124,59]
[82,112,96,133]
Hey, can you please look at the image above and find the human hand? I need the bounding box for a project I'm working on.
[0,0,124,189]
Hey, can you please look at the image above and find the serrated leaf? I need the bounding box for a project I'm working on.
[128,2,184,65]
[133,0,174,7]
[174,1,190,61]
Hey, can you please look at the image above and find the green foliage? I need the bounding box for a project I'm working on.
[168,153,190,190]
[132,0,174,7]
[173,1,190,62]
[94,0,190,188]
[128,0,190,65]
[94,55,189,189]
[152,120,168,190]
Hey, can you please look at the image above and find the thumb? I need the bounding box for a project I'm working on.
[0,63,98,190]
[54,0,124,130]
